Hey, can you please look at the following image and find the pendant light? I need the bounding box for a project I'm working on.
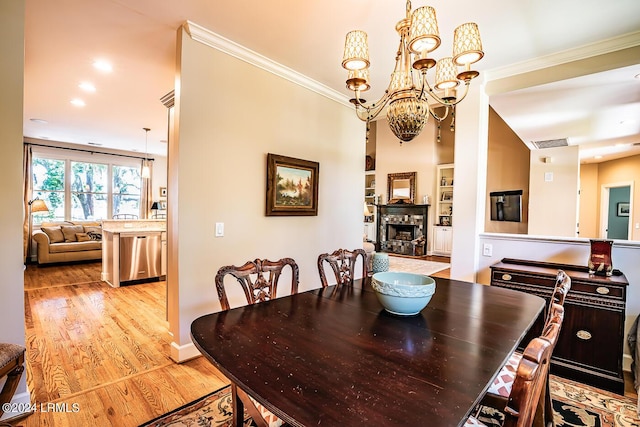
[141,127,150,179]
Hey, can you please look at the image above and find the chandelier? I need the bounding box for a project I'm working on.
[341,0,484,143]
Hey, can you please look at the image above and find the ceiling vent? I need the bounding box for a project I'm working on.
[530,138,568,149]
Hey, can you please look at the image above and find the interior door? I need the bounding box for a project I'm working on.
[606,186,630,240]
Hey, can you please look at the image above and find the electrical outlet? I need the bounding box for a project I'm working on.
[482,243,493,257]
[215,222,224,237]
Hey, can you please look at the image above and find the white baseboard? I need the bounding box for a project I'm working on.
[0,390,31,421]
[170,341,202,363]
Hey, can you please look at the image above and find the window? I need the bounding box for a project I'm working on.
[31,150,143,224]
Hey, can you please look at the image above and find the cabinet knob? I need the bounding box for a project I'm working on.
[596,287,610,295]
[501,274,512,281]
[576,330,592,340]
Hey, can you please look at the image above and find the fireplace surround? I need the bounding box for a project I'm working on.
[377,204,429,256]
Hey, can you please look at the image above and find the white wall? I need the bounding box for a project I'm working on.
[168,25,364,361]
[528,146,579,237]
[0,0,29,414]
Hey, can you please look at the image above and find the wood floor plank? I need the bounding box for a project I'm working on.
[21,263,226,426]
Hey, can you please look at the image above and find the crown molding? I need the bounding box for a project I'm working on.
[184,21,352,108]
[485,31,640,82]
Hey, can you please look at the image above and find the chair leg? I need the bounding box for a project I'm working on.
[544,378,555,427]
[230,383,245,427]
[0,364,25,418]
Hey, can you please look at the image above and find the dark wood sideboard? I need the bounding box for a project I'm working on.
[490,258,629,394]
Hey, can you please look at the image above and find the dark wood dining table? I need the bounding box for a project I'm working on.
[191,277,545,427]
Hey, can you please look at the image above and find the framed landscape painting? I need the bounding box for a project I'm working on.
[266,153,319,216]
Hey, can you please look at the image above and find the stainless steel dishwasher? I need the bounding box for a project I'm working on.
[119,232,162,283]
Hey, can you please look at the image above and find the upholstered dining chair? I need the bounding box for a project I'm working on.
[465,305,564,427]
[483,270,570,426]
[317,248,367,287]
[214,257,299,427]
[0,343,26,418]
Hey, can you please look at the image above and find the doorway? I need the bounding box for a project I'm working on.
[600,183,633,240]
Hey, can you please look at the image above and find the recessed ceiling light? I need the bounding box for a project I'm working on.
[70,98,86,107]
[79,82,96,92]
[93,59,112,73]
[635,73,640,80]
[87,142,102,146]
[594,155,603,159]
[30,118,48,124]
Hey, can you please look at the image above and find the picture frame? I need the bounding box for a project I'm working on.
[441,191,453,201]
[159,200,167,210]
[160,187,167,198]
[617,202,629,217]
[266,153,319,216]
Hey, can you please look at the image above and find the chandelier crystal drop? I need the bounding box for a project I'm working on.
[342,0,484,143]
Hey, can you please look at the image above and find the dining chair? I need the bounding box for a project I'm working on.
[215,257,299,311]
[483,270,570,425]
[214,257,299,427]
[0,343,26,418]
[465,305,564,427]
[317,248,367,287]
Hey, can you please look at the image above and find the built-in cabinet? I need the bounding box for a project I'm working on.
[364,170,376,242]
[433,163,454,256]
[432,226,452,255]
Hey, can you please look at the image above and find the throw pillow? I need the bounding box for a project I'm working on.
[61,225,84,242]
[84,226,102,235]
[87,231,102,241]
[41,226,65,243]
[76,232,91,242]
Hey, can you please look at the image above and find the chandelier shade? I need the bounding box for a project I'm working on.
[408,6,440,54]
[341,0,483,143]
[342,30,370,71]
[435,57,459,90]
[453,22,484,66]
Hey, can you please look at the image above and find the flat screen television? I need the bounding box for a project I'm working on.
[490,190,523,222]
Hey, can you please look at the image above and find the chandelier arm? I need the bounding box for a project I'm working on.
[428,106,450,122]
[352,90,392,122]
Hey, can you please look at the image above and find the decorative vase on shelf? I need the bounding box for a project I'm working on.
[588,239,613,276]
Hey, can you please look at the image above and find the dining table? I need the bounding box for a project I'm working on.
[191,277,545,427]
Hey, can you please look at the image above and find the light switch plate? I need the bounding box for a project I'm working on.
[215,222,224,237]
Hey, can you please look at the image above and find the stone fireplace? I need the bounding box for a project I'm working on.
[377,204,429,256]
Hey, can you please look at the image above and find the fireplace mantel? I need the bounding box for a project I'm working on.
[377,204,429,256]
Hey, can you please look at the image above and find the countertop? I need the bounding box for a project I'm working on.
[101,219,166,233]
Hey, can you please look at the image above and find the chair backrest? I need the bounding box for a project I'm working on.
[317,248,367,287]
[503,303,564,427]
[215,258,299,311]
[151,213,166,219]
[113,213,138,219]
[545,270,570,326]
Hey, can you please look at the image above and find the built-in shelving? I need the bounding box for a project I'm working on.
[433,163,454,256]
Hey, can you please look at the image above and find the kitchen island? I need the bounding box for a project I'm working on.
[101,219,166,287]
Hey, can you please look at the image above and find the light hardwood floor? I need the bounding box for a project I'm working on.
[17,262,228,427]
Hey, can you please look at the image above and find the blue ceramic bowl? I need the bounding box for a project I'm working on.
[371,272,436,316]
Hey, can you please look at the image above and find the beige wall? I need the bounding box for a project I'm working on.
[0,0,28,408]
[485,107,529,234]
[578,163,599,238]
[169,26,364,360]
[528,145,579,237]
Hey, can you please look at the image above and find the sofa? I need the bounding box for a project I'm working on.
[32,221,102,264]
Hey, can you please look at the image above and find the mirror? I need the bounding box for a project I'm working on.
[387,172,416,204]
